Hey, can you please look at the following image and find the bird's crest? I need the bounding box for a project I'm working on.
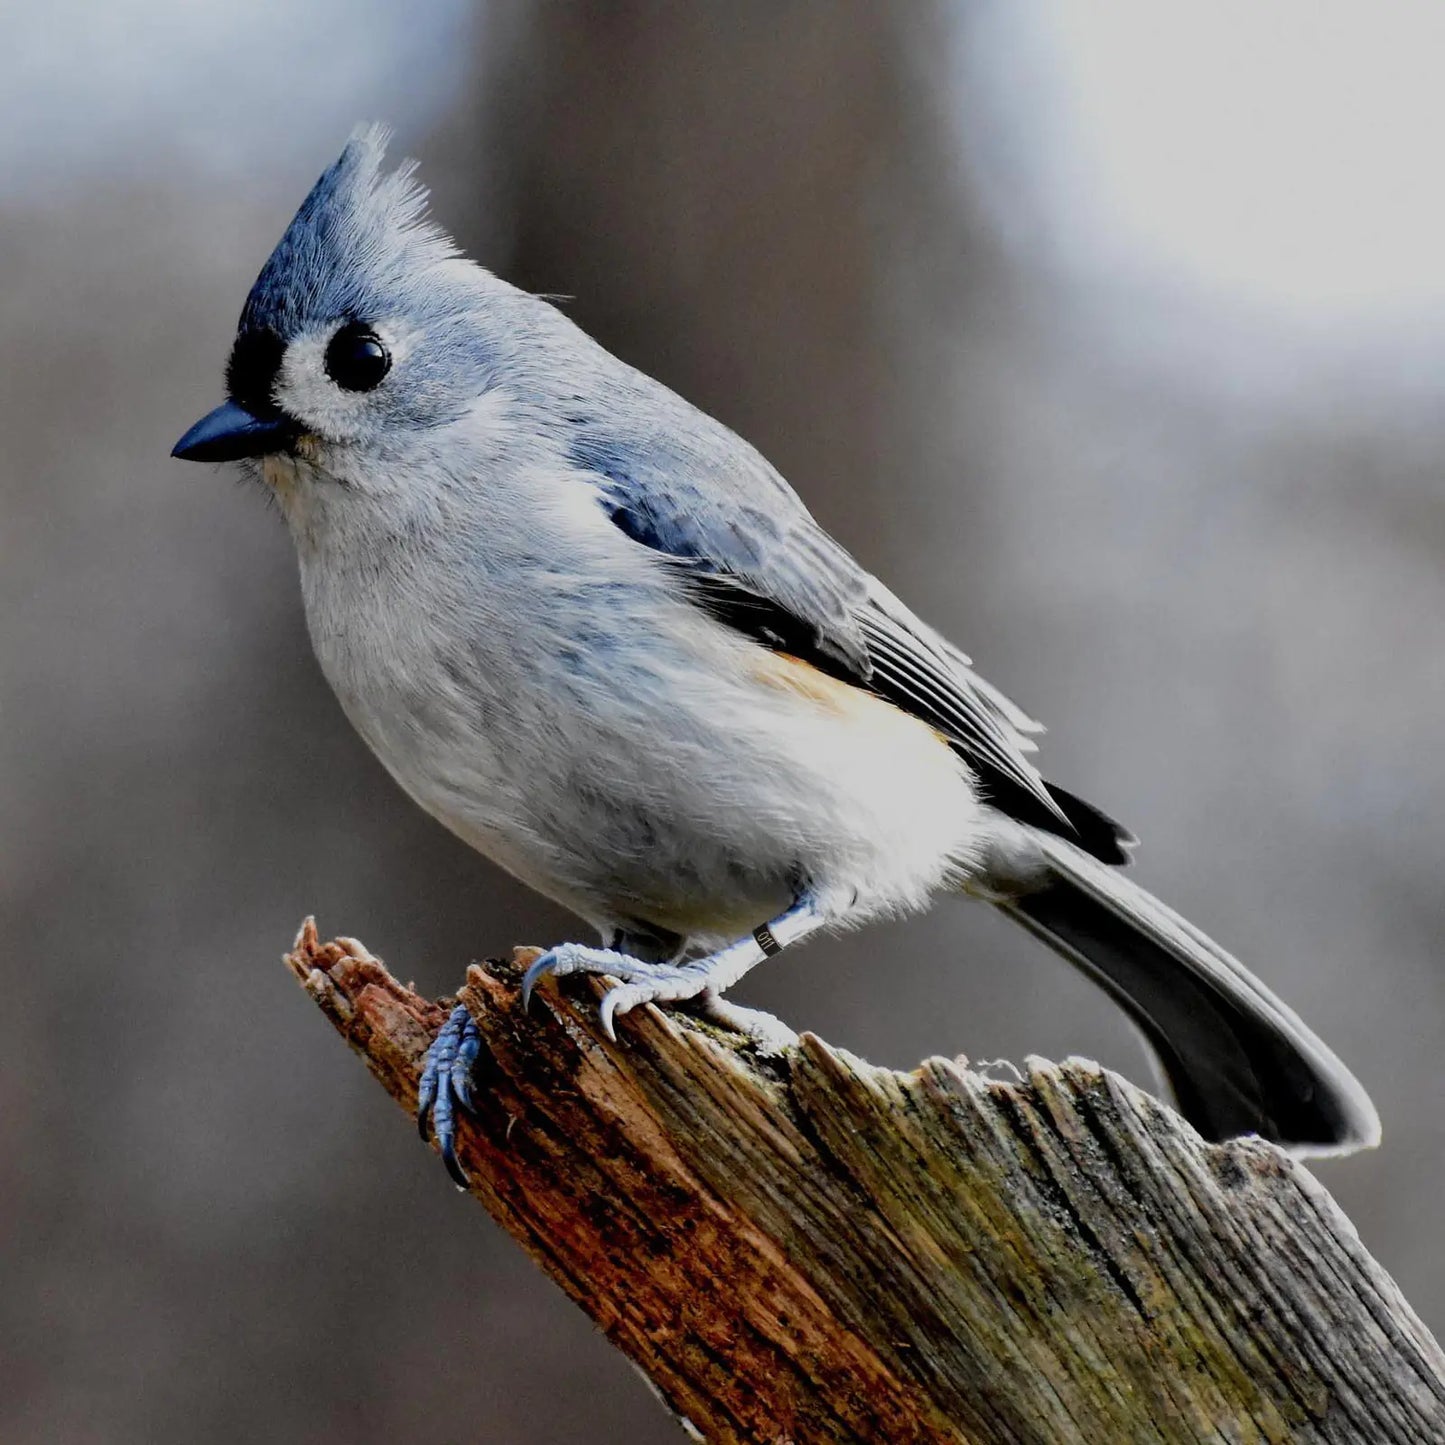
[238,124,458,340]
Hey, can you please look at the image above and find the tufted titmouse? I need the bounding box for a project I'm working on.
[175,128,1378,1183]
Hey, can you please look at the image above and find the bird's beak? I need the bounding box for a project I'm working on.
[171,400,298,462]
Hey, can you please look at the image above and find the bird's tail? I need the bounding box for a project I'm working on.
[995,835,1380,1156]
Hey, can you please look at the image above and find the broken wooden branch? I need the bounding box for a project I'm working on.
[286,921,1445,1444]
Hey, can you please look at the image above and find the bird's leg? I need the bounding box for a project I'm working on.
[521,892,826,1041]
[419,900,821,1183]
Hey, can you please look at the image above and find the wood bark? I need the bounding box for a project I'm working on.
[286,921,1445,1444]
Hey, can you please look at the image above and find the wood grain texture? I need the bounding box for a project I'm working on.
[285,921,1445,1444]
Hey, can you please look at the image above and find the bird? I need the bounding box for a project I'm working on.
[174,126,1379,1185]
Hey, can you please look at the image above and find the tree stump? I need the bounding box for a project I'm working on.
[286,921,1445,1444]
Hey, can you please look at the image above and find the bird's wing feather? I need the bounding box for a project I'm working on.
[569,411,1066,825]
[584,442,874,676]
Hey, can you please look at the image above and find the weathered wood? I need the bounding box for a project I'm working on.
[286,920,1445,1444]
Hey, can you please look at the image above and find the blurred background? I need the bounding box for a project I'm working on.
[4,2,1443,1440]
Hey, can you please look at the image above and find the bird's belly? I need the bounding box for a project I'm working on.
[309,573,981,942]
[339,701,799,939]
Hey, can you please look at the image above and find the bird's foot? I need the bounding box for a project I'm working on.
[690,990,799,1054]
[416,1002,481,1188]
[521,943,801,1050]
[522,943,727,1040]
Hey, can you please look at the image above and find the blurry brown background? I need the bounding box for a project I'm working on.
[4,4,1443,1441]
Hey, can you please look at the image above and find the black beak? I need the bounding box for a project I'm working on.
[171,400,297,462]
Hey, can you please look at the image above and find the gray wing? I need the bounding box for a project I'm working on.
[568,409,1067,826]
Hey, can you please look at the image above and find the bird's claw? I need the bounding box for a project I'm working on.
[417,1003,481,1188]
[691,993,799,1054]
[599,982,653,1041]
[521,944,656,1013]
[520,943,710,1037]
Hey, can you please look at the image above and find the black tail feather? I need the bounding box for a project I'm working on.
[1000,839,1379,1154]
[974,769,1136,865]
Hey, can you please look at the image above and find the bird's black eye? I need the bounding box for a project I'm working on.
[324,323,391,392]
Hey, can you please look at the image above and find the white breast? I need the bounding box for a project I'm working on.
[277,451,984,944]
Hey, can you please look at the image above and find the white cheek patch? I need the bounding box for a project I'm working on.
[274,321,418,440]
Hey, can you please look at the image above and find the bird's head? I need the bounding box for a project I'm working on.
[173,126,512,514]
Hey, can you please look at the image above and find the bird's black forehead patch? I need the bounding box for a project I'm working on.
[225,327,287,418]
